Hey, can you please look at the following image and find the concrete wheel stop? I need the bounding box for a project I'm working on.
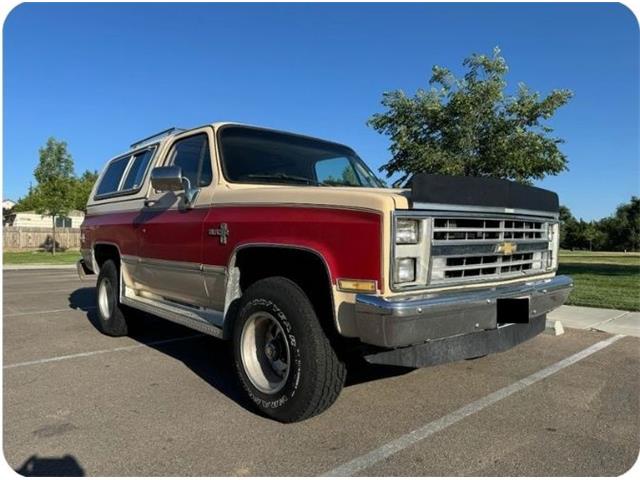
[545,318,565,336]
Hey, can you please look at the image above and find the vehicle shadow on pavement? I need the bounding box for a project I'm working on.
[68,287,256,414]
[15,454,85,476]
[69,287,415,415]
[344,361,414,387]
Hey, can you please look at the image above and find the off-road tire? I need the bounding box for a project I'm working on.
[233,276,346,423]
[95,259,129,337]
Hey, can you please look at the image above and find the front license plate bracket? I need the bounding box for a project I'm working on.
[497,297,530,324]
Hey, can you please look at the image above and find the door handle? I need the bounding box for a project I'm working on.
[144,199,156,207]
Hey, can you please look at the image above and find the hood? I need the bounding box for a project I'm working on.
[217,183,412,213]
[216,174,560,217]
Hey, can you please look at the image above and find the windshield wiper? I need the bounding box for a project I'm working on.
[318,180,361,187]
[243,173,319,185]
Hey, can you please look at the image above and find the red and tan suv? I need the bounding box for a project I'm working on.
[78,123,572,422]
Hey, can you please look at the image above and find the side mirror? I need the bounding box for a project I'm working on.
[150,165,184,192]
[150,166,199,207]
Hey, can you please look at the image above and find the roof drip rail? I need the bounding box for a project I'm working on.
[130,127,186,149]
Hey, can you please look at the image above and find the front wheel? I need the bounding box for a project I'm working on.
[233,277,346,423]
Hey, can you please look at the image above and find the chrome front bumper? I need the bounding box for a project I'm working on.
[355,275,573,348]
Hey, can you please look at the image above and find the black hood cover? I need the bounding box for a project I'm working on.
[409,174,559,213]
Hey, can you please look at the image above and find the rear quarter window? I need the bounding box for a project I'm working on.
[95,156,130,196]
[95,146,157,199]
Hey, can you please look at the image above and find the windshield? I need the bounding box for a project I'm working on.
[218,126,385,188]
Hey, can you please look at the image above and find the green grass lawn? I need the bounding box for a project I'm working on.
[558,251,640,311]
[3,250,81,265]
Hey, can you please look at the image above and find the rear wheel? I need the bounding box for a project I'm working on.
[233,277,346,423]
[95,259,130,337]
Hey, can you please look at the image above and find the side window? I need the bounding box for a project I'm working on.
[167,134,213,187]
[121,148,155,191]
[96,156,130,196]
[315,157,361,186]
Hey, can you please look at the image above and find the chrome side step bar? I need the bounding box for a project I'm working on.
[120,285,224,339]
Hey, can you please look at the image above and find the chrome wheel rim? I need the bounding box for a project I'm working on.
[240,311,291,394]
[98,277,113,319]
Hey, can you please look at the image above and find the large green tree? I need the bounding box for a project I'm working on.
[31,137,76,254]
[368,47,573,185]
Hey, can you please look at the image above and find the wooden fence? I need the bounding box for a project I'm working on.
[2,227,81,251]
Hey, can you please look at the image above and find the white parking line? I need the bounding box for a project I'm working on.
[3,288,88,296]
[3,306,96,317]
[4,274,83,280]
[3,278,88,287]
[3,333,206,369]
[321,334,625,477]
[3,272,79,277]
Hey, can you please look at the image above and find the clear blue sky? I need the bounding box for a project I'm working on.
[3,2,638,220]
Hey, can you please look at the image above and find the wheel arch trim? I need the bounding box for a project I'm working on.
[222,242,338,337]
[91,241,123,271]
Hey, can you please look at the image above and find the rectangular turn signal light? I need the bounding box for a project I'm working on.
[337,279,377,293]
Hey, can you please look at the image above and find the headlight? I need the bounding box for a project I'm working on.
[396,219,419,244]
[394,258,416,283]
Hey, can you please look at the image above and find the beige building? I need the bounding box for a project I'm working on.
[7,210,85,228]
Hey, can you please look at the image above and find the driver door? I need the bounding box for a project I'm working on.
[134,128,216,307]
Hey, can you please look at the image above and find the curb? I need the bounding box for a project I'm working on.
[548,305,638,337]
[3,264,77,271]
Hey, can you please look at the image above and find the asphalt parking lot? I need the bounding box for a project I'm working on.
[3,268,639,476]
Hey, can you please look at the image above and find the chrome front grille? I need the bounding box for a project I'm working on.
[429,216,553,286]
[432,218,545,241]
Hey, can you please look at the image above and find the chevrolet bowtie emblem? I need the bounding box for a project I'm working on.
[496,241,517,255]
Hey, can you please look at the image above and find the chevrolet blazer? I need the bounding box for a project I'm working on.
[78,123,573,422]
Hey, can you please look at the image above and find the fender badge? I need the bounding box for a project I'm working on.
[208,223,229,245]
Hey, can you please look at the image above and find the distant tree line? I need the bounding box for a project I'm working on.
[560,197,640,252]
